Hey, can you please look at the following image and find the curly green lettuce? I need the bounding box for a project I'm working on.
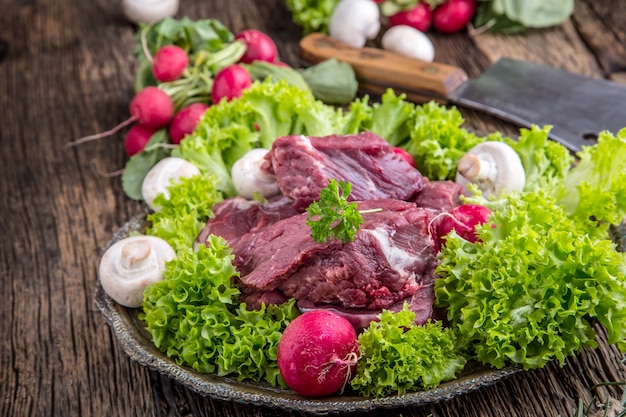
[506,124,573,192]
[553,129,626,238]
[145,173,222,252]
[141,239,299,386]
[285,0,340,34]
[402,101,486,180]
[435,190,626,370]
[351,307,466,397]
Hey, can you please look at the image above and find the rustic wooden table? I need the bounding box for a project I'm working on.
[2,1,626,416]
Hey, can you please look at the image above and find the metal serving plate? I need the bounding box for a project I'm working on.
[94,210,523,414]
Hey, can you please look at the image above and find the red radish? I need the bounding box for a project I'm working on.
[168,102,209,144]
[66,86,174,147]
[235,29,278,64]
[432,0,476,33]
[277,310,359,397]
[129,86,175,129]
[152,44,189,82]
[434,204,492,249]
[389,3,433,32]
[211,64,252,104]
[124,123,156,156]
[393,147,416,168]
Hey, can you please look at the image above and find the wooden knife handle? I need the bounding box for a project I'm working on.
[299,33,468,100]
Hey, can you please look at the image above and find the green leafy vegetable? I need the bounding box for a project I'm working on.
[306,179,362,244]
[145,174,223,252]
[402,101,485,180]
[552,129,626,237]
[351,306,466,397]
[141,239,299,386]
[298,58,359,105]
[243,61,312,93]
[284,0,340,34]
[474,0,574,33]
[435,190,626,370]
[121,129,170,200]
[133,17,235,92]
[506,124,573,192]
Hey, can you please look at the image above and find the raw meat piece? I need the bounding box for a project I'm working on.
[226,199,439,317]
[262,132,426,210]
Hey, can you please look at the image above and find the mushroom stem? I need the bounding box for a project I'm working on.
[231,148,280,199]
[454,141,526,198]
[457,153,497,183]
[120,239,153,271]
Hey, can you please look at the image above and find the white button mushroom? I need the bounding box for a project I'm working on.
[455,141,526,198]
[381,25,435,62]
[122,0,180,25]
[231,148,281,199]
[141,157,201,211]
[99,235,176,308]
[329,0,381,49]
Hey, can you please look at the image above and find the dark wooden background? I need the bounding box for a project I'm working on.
[2,1,626,416]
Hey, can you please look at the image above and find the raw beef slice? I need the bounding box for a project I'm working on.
[262,132,426,210]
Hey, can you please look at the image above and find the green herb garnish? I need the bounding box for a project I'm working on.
[306,179,363,244]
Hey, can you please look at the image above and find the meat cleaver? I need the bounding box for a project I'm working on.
[299,32,626,152]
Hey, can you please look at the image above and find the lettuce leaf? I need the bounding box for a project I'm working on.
[284,0,340,34]
[402,102,485,180]
[553,129,626,236]
[141,240,299,386]
[145,173,222,252]
[351,306,466,397]
[435,190,626,370]
[507,124,573,192]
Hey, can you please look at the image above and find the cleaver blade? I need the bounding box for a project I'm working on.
[299,33,626,152]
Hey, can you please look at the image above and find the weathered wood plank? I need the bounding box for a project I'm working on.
[1,1,625,416]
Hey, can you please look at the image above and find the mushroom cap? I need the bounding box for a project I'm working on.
[231,148,280,199]
[141,157,201,211]
[328,0,381,49]
[455,141,526,197]
[122,0,180,25]
[381,25,435,62]
[99,235,176,308]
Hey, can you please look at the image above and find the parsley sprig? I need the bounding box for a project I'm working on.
[306,179,373,244]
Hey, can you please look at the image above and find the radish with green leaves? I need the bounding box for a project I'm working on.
[211,64,252,104]
[67,86,174,147]
[432,0,476,33]
[124,123,156,156]
[168,102,209,144]
[389,3,433,32]
[235,29,278,64]
[152,44,189,82]
[277,310,359,397]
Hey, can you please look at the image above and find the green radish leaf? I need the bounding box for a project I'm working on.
[121,129,170,200]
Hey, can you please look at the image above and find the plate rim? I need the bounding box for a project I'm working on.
[94,211,522,414]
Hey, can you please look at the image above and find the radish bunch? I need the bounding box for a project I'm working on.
[386,0,476,34]
[68,26,284,157]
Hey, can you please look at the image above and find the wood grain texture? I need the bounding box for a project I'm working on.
[1,0,625,416]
